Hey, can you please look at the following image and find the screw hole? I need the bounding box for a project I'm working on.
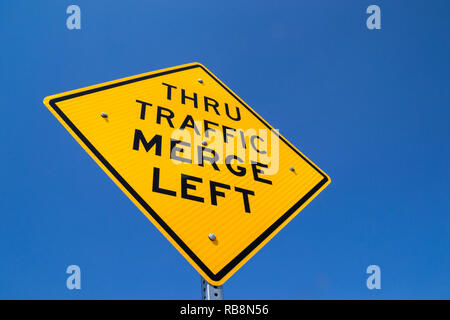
[214,293,218,297]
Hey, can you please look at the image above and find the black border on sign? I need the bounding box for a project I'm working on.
[48,64,329,282]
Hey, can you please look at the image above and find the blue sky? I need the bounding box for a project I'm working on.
[0,1,449,299]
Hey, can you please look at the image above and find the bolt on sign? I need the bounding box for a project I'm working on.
[43,63,330,285]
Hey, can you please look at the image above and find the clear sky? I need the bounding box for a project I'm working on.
[0,0,449,299]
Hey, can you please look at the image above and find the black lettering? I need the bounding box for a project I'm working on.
[223,125,236,143]
[210,181,230,206]
[181,89,198,108]
[240,130,247,149]
[225,103,241,121]
[198,146,219,171]
[204,120,218,138]
[171,139,192,163]
[136,99,152,120]
[251,162,272,185]
[156,106,175,128]
[132,129,162,156]
[225,155,246,177]
[204,96,220,115]
[234,187,255,213]
[162,82,177,100]
[152,167,176,196]
[179,115,200,135]
[250,135,267,154]
[181,174,204,203]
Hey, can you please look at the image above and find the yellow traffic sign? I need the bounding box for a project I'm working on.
[43,63,330,285]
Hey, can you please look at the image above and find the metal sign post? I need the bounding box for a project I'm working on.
[201,277,224,300]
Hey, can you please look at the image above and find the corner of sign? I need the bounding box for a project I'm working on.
[186,62,209,71]
[203,277,226,287]
[323,171,332,186]
[43,95,54,107]
[43,93,63,108]
[189,61,205,67]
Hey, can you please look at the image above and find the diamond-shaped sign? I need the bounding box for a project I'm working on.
[43,63,330,285]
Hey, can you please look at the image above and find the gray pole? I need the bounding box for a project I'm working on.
[201,277,224,300]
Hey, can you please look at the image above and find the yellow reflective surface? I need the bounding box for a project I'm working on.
[43,63,330,285]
